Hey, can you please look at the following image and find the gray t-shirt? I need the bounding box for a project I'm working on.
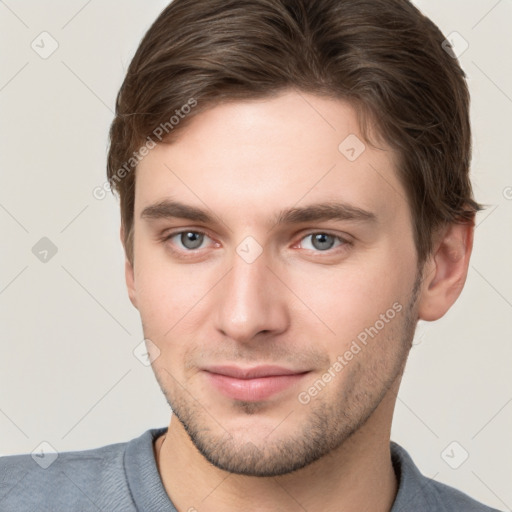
[0,427,502,511]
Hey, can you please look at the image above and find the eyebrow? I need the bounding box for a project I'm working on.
[140,199,377,226]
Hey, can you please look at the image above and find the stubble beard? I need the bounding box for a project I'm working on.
[152,272,422,477]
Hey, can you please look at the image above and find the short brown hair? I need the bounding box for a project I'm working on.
[107,0,481,266]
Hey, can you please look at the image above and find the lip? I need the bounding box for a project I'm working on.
[203,365,308,379]
[203,365,311,402]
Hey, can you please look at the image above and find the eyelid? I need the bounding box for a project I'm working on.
[162,228,216,245]
[294,230,352,251]
[297,229,351,241]
[161,227,352,257]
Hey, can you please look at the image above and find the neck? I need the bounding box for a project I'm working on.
[154,388,399,512]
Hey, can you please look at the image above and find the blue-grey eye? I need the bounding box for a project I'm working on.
[179,231,205,250]
[301,233,341,251]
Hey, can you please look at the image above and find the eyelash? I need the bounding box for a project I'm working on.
[161,229,352,257]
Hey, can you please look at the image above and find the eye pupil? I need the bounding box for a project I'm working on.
[312,233,335,251]
[181,232,204,249]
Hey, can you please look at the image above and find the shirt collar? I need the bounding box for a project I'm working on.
[125,428,443,512]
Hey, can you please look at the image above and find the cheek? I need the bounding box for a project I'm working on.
[134,265,195,377]
[287,252,414,350]
[133,244,216,342]
[133,243,181,334]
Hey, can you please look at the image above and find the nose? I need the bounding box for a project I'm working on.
[214,247,290,344]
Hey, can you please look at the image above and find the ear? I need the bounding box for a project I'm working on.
[120,224,138,310]
[417,219,474,321]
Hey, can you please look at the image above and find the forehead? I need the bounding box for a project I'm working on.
[135,91,407,226]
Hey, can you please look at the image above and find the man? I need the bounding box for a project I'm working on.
[0,0,503,510]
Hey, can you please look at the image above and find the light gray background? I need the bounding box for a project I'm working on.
[0,0,511,509]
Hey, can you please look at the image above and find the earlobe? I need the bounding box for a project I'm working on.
[417,220,474,321]
[120,225,138,310]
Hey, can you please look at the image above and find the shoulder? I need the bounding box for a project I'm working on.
[390,442,503,512]
[0,434,139,512]
[428,478,503,512]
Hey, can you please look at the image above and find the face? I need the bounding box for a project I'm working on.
[127,91,421,477]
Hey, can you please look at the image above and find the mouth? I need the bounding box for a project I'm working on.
[202,365,311,402]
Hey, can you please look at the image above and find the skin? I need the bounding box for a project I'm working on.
[123,90,474,512]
